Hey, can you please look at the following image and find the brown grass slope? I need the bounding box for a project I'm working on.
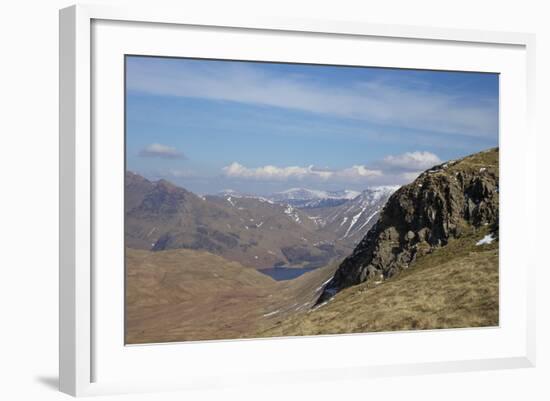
[126,248,339,344]
[258,226,498,337]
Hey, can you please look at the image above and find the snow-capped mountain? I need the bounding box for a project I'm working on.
[353,186,401,206]
[216,186,399,244]
[218,189,241,196]
[303,186,400,244]
[217,189,275,204]
[272,188,360,201]
[269,188,361,209]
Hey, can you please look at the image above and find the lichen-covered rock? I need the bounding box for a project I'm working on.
[316,148,499,304]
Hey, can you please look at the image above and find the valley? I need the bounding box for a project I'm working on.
[125,248,339,343]
[125,148,499,344]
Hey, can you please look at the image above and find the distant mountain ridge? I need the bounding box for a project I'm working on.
[275,187,360,200]
[126,172,355,269]
[125,173,398,270]
[269,188,361,208]
[300,186,399,243]
[219,187,362,209]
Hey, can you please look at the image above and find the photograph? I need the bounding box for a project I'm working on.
[124,55,499,344]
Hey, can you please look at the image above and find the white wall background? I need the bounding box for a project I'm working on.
[0,0,547,400]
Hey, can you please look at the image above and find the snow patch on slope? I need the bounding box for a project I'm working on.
[476,234,495,246]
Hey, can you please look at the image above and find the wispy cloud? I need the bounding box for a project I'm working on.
[139,143,185,159]
[222,162,382,181]
[127,59,498,138]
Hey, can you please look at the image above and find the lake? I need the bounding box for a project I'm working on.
[259,266,317,281]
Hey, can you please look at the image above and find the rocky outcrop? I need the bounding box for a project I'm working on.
[316,148,499,304]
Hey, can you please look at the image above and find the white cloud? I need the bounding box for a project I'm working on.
[338,165,383,178]
[139,143,184,159]
[127,59,498,138]
[383,151,441,171]
[222,162,381,181]
[221,151,442,186]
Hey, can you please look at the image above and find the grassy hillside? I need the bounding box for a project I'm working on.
[126,248,339,344]
[258,226,498,337]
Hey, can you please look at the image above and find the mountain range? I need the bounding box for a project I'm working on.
[267,188,361,208]
[125,173,396,269]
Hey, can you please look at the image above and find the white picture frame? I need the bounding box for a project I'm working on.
[59,4,536,397]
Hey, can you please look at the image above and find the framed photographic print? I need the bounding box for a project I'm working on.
[59,4,536,397]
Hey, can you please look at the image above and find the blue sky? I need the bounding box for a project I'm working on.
[126,56,498,195]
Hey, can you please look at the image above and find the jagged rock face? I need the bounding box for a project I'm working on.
[317,148,499,304]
